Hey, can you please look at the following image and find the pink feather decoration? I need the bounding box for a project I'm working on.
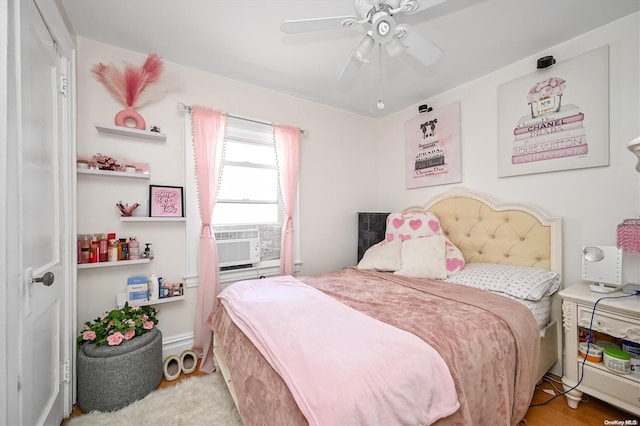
[91,53,164,108]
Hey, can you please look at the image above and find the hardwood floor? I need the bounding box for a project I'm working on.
[63,371,637,425]
[524,375,639,425]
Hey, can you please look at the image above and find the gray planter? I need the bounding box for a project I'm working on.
[77,328,163,412]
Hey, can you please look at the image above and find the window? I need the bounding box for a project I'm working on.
[214,117,283,260]
[184,112,298,283]
[214,117,280,225]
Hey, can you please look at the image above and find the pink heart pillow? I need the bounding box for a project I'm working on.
[386,211,442,239]
[385,211,465,275]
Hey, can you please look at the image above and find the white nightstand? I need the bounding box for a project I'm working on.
[559,282,640,415]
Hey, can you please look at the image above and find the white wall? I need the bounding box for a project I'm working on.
[76,13,640,354]
[75,38,378,346]
[374,13,640,292]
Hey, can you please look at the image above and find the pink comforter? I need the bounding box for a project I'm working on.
[211,267,540,425]
[218,275,460,426]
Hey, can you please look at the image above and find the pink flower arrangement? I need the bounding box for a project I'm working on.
[77,302,158,347]
[89,153,121,171]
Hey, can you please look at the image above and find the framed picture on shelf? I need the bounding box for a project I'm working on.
[149,185,184,217]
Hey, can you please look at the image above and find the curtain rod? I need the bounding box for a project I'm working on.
[177,102,306,135]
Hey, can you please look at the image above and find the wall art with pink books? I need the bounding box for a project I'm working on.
[404,101,462,189]
[497,45,609,177]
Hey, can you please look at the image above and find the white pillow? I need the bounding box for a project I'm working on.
[443,263,561,301]
[357,240,402,271]
[394,236,447,279]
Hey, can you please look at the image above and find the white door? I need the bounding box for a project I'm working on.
[15,1,72,424]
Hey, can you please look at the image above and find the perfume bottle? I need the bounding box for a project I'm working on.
[97,233,109,262]
[79,234,91,264]
[143,243,154,260]
[128,236,140,260]
[108,239,118,262]
[90,235,99,263]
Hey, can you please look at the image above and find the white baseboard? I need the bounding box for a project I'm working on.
[161,332,195,361]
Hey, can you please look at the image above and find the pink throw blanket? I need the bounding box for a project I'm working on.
[217,275,460,426]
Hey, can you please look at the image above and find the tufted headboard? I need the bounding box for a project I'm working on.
[404,187,562,275]
[403,187,563,379]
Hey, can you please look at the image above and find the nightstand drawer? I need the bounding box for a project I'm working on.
[577,306,640,340]
[581,364,640,412]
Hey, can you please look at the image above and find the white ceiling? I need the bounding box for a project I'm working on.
[58,0,640,119]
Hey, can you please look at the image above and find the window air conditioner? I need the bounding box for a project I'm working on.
[214,228,260,267]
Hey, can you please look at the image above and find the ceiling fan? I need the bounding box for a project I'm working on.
[280,0,446,82]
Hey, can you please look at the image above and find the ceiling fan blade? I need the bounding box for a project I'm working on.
[385,36,406,57]
[281,16,359,34]
[339,54,364,82]
[402,29,443,66]
[399,0,447,14]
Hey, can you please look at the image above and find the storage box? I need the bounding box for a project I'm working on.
[127,283,148,303]
[127,275,148,285]
[623,340,640,357]
[127,275,149,303]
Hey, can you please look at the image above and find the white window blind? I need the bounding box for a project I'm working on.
[214,117,282,226]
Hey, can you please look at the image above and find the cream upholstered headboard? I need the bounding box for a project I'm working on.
[406,187,563,379]
[406,187,562,275]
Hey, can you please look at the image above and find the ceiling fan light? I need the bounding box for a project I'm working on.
[377,21,390,36]
[354,33,375,62]
[386,37,405,57]
[371,11,396,44]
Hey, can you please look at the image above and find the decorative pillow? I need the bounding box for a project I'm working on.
[357,240,402,272]
[443,263,561,301]
[443,239,465,275]
[394,236,448,279]
[385,211,442,242]
[385,211,465,275]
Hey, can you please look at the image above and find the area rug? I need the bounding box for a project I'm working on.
[68,372,242,425]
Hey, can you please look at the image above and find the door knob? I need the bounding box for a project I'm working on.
[32,272,55,287]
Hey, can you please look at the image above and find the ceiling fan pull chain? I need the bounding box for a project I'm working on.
[377,43,385,110]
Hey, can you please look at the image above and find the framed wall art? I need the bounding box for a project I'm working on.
[404,101,462,189]
[497,45,609,177]
[149,185,184,217]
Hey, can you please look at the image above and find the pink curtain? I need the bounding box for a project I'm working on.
[191,105,227,373]
[274,125,300,275]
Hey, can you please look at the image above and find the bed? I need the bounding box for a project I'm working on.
[210,187,562,425]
